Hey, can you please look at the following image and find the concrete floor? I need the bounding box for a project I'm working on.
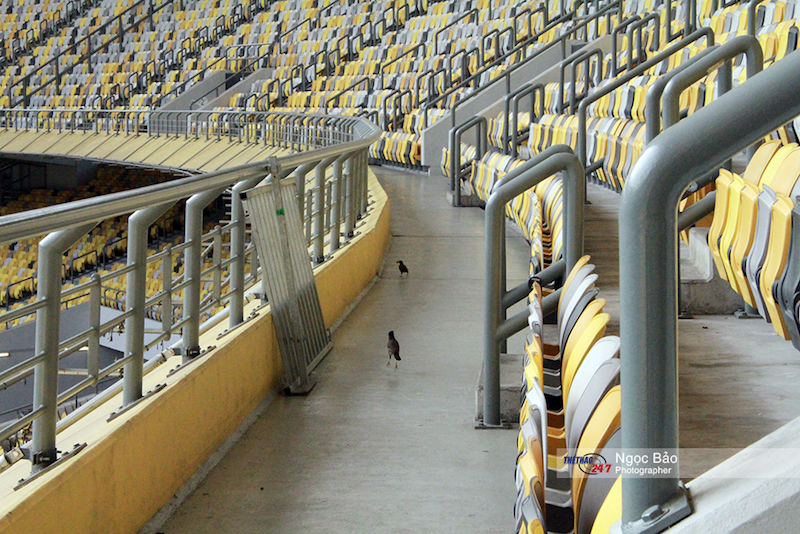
[156,167,529,534]
[155,170,800,533]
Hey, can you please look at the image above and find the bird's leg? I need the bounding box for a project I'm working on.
[387,356,391,367]
[394,361,398,369]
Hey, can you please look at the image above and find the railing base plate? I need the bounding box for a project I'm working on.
[619,483,692,534]
[14,443,86,491]
[473,420,511,430]
[107,383,167,422]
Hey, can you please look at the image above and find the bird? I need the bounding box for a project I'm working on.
[387,331,401,369]
[397,260,409,277]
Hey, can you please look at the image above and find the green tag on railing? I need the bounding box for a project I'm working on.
[276,208,285,216]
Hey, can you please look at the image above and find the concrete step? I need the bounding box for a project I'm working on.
[679,227,744,315]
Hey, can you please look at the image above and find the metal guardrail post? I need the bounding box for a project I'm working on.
[293,162,314,232]
[183,190,225,362]
[162,243,173,339]
[481,148,584,427]
[611,16,641,76]
[663,35,763,189]
[748,0,767,36]
[352,152,363,223]
[313,156,337,263]
[344,155,354,239]
[31,223,95,472]
[330,154,349,252]
[212,226,222,305]
[576,28,714,168]
[626,12,661,71]
[449,116,487,207]
[88,273,101,384]
[618,41,800,534]
[662,36,762,130]
[644,45,718,144]
[230,175,268,327]
[359,149,369,216]
[124,203,173,406]
[503,83,544,157]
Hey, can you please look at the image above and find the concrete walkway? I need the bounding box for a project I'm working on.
[156,167,531,534]
[154,170,800,534]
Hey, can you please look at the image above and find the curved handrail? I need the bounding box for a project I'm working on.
[0,108,381,244]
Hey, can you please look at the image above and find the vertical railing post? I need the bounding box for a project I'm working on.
[230,175,267,328]
[88,273,101,387]
[481,148,583,427]
[359,149,369,216]
[356,150,365,221]
[30,223,95,473]
[304,190,313,244]
[123,203,171,406]
[212,225,222,305]
[148,0,155,31]
[313,156,337,263]
[182,190,224,362]
[343,155,354,240]
[619,36,765,533]
[293,162,315,234]
[330,153,349,252]
[162,243,173,339]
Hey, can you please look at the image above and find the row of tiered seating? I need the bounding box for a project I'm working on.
[3,0,322,111]
[212,0,570,168]
[440,148,565,274]
[0,0,98,65]
[364,0,565,167]
[0,166,185,314]
[708,139,800,349]
[494,0,800,191]
[440,0,800,264]
[517,256,621,534]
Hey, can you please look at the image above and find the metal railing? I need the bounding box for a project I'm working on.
[617,39,795,534]
[575,27,716,173]
[156,44,275,110]
[425,0,621,131]
[481,145,584,427]
[0,108,380,480]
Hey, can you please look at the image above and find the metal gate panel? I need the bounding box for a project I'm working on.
[243,176,331,394]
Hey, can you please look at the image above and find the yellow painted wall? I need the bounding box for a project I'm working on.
[0,174,390,534]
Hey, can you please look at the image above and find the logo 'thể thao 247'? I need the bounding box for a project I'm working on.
[563,453,611,475]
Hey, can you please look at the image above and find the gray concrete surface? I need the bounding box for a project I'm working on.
[679,227,744,315]
[669,413,800,533]
[159,71,230,111]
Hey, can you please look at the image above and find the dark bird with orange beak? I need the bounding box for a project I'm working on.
[397,260,409,277]
[387,331,401,369]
